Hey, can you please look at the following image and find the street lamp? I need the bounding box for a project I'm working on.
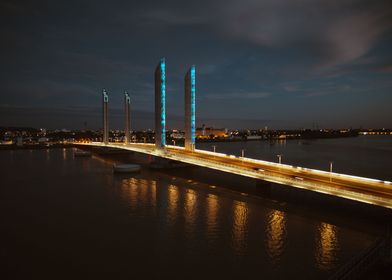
[329,161,333,173]
[212,145,216,153]
[241,149,245,158]
[277,154,282,164]
[172,139,176,146]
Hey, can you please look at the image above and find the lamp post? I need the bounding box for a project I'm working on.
[277,154,282,164]
[241,149,245,158]
[172,139,176,146]
[329,161,333,182]
[212,145,216,153]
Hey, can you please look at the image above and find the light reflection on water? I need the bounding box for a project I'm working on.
[167,184,179,225]
[121,177,140,211]
[184,189,198,236]
[266,209,287,264]
[62,148,67,160]
[206,194,219,238]
[0,148,379,279]
[316,222,339,270]
[139,178,148,204]
[116,174,356,273]
[231,200,249,255]
[150,180,156,208]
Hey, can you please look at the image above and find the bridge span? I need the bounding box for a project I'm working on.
[79,58,392,210]
[76,142,392,210]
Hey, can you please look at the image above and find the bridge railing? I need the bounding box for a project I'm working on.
[164,149,392,208]
[194,148,392,186]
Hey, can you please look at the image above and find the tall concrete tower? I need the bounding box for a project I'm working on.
[185,65,196,151]
[155,58,166,149]
[102,89,109,144]
[124,91,131,144]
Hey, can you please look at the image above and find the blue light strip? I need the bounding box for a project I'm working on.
[160,58,166,146]
[190,65,196,145]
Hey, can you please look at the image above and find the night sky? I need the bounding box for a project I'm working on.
[1,0,391,130]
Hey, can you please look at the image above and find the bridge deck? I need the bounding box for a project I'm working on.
[76,142,392,209]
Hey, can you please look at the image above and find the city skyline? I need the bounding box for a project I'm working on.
[1,0,392,129]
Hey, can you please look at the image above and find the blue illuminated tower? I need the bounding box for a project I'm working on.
[154,58,166,148]
[124,91,131,144]
[102,89,109,144]
[185,65,196,150]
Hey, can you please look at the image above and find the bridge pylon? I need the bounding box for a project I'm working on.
[185,65,196,151]
[102,89,109,144]
[155,58,166,149]
[124,91,131,144]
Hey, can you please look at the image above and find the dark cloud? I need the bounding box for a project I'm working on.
[0,0,391,129]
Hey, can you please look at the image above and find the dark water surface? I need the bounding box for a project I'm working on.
[198,135,392,181]
[1,137,389,279]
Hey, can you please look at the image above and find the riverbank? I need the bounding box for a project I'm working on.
[0,143,75,150]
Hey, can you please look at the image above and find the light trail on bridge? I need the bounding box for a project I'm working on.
[75,142,392,210]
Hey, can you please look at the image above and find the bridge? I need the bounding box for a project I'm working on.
[76,58,392,210]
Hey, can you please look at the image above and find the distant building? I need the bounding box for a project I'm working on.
[196,125,228,139]
[170,131,184,139]
[246,135,262,140]
[38,137,50,144]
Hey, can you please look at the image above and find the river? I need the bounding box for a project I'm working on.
[1,136,390,279]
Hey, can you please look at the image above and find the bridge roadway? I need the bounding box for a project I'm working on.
[77,142,392,209]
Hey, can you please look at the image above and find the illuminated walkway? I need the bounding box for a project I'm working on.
[76,142,392,210]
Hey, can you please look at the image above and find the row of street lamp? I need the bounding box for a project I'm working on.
[210,145,334,173]
[170,141,334,173]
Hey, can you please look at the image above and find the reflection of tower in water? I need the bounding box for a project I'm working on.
[62,148,67,160]
[139,178,148,202]
[266,209,287,264]
[316,222,339,270]
[150,180,156,208]
[206,194,219,238]
[120,178,157,212]
[231,201,249,255]
[184,189,197,235]
[167,184,179,225]
[121,178,140,210]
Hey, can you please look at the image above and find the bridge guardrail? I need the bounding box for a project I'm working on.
[165,151,392,207]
